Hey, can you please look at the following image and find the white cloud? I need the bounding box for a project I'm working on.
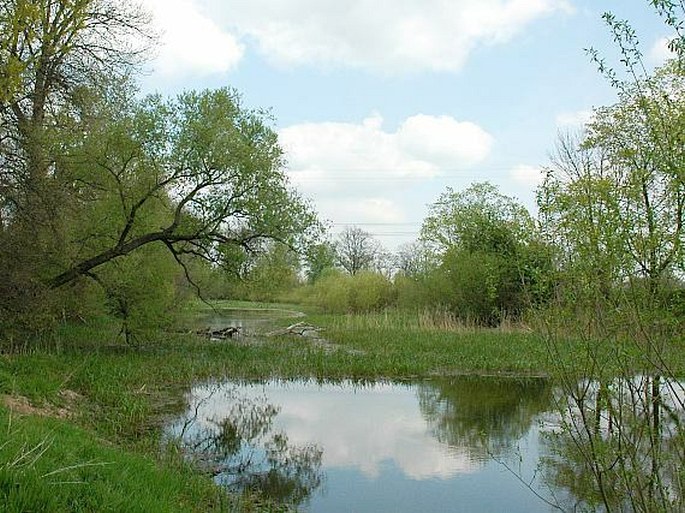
[279,113,492,229]
[397,115,493,167]
[555,109,594,129]
[275,386,478,480]
[649,36,677,66]
[280,113,492,194]
[143,0,244,77]
[327,197,406,224]
[198,0,573,73]
[179,382,479,481]
[510,164,545,187]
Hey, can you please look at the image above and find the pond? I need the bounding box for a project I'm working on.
[165,376,564,512]
[186,307,303,333]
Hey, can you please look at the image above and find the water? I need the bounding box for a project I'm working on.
[165,377,562,512]
[187,307,303,333]
[172,308,685,510]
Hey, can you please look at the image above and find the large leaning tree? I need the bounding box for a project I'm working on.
[0,0,153,327]
[50,87,320,289]
[0,1,320,329]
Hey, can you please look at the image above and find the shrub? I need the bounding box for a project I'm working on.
[348,271,393,312]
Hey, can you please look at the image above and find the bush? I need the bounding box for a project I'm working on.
[293,269,394,313]
[348,271,393,312]
[97,244,181,344]
[313,271,352,312]
[430,249,520,326]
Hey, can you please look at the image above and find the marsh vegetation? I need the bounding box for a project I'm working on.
[1,0,684,511]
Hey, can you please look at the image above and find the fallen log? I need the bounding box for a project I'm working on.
[266,322,323,338]
[196,326,243,340]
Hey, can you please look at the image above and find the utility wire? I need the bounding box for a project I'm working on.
[332,222,420,226]
[286,167,526,180]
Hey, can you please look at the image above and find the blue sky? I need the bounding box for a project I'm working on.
[138,0,676,248]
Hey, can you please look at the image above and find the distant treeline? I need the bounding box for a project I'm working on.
[0,1,683,344]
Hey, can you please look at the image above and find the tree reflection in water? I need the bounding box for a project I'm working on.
[172,385,323,507]
[417,376,553,460]
[543,376,685,513]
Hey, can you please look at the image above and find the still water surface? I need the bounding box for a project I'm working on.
[188,307,303,333]
[166,377,562,512]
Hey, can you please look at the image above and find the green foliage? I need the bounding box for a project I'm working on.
[287,183,553,324]
[420,182,551,324]
[394,274,434,310]
[1,81,321,341]
[539,66,685,327]
[180,259,236,300]
[421,182,535,255]
[347,271,394,312]
[304,242,337,283]
[304,270,352,313]
[0,0,320,343]
[542,67,685,295]
[98,245,182,344]
[435,249,517,325]
[54,87,319,286]
[295,269,393,313]
[395,241,438,279]
[539,8,685,513]
[0,0,151,313]
[235,243,301,302]
[0,2,41,102]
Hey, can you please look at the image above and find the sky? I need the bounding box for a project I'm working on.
[137,0,676,249]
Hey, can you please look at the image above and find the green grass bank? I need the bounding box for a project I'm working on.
[1,302,683,511]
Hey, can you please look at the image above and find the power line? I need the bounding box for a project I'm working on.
[287,166,521,173]
[286,167,527,181]
[331,222,420,226]
[329,231,420,237]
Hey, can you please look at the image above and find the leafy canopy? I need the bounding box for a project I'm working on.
[421,182,535,256]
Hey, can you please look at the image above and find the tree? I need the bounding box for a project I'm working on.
[304,241,337,283]
[0,1,37,103]
[395,241,437,279]
[537,133,625,299]
[0,2,322,343]
[335,227,380,275]
[49,88,319,289]
[420,182,547,324]
[238,242,301,302]
[0,0,152,335]
[585,64,685,284]
[539,64,685,327]
[98,243,181,344]
[347,270,393,312]
[421,182,535,256]
[539,69,685,513]
[0,0,151,225]
[537,5,685,511]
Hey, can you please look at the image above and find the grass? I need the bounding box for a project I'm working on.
[0,314,314,512]
[0,409,229,512]
[304,310,557,377]
[0,301,682,511]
